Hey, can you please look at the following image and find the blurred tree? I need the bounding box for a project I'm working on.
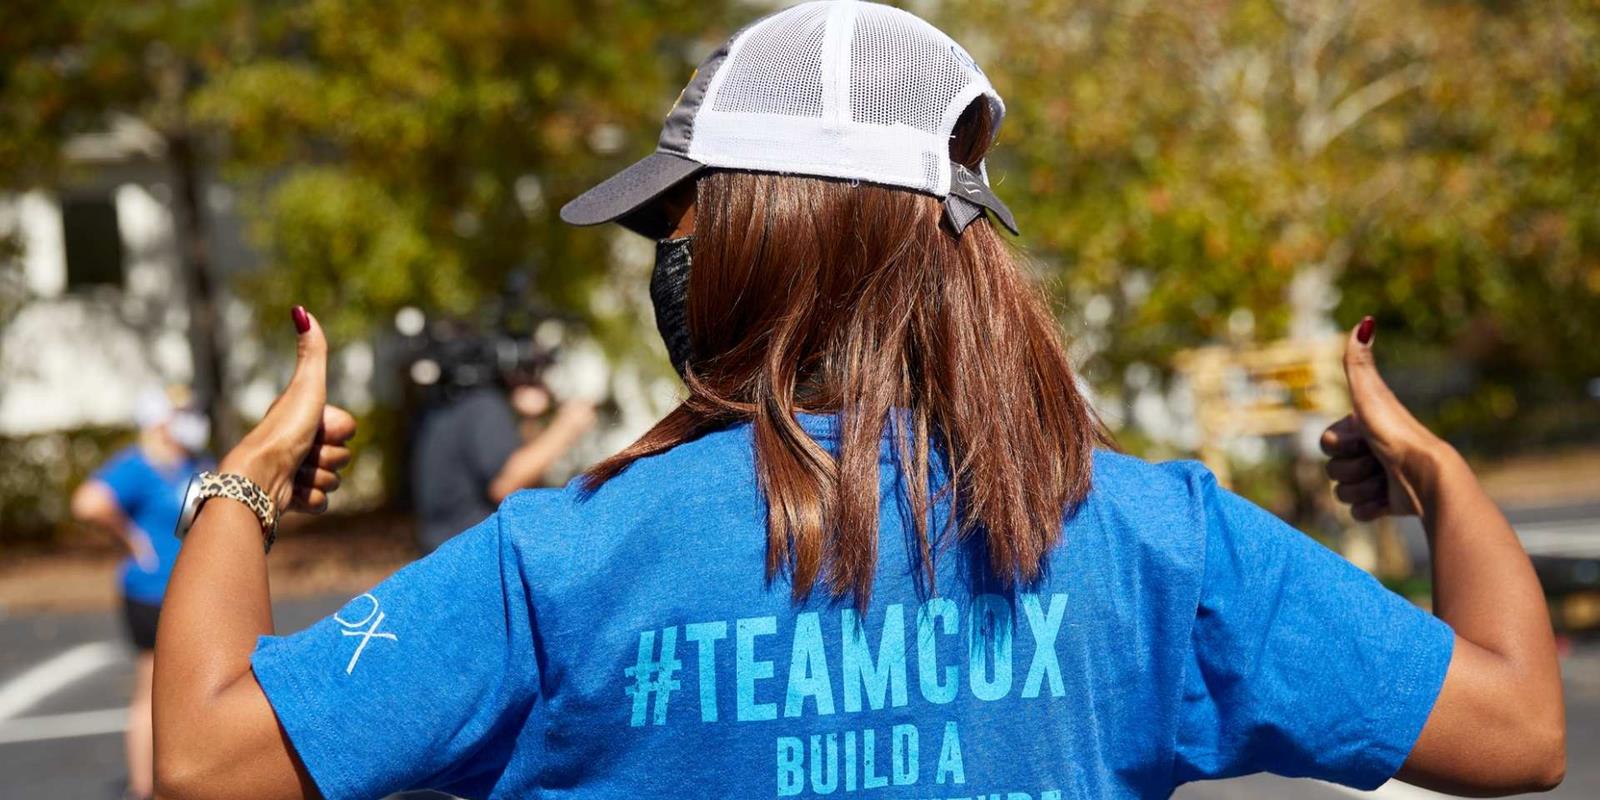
[6,0,1595,468]
[190,0,738,355]
[173,0,743,505]
[0,0,249,445]
[953,0,1600,451]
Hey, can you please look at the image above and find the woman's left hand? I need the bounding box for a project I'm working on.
[218,307,357,515]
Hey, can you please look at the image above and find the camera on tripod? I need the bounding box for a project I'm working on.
[393,276,575,402]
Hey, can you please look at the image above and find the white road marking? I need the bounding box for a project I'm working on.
[0,641,124,721]
[1321,779,1457,799]
[0,708,127,745]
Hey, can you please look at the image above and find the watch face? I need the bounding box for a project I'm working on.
[174,472,205,539]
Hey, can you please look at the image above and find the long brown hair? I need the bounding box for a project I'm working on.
[585,103,1109,606]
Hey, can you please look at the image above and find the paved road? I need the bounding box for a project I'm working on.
[0,596,338,798]
[2,595,1596,798]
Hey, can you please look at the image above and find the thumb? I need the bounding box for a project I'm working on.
[277,306,329,435]
[1342,315,1406,444]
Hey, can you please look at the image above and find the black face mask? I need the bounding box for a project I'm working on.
[651,236,695,377]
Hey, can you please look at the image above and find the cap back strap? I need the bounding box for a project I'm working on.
[943,162,1020,236]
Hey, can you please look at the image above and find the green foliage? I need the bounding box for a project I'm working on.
[0,427,132,552]
[251,168,465,342]
[190,0,741,351]
[0,0,242,187]
[952,0,1600,450]
[4,0,1597,476]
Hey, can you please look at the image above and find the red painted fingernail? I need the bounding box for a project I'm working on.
[1356,315,1375,344]
[292,306,310,334]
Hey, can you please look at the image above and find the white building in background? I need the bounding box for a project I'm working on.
[0,115,405,443]
[0,116,263,436]
[0,116,676,485]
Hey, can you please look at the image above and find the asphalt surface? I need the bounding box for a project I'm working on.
[1,593,1596,799]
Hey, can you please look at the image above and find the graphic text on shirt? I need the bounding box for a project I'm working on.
[624,592,1071,798]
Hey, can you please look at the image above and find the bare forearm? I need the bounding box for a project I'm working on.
[71,484,132,544]
[154,459,302,797]
[154,498,273,761]
[1416,446,1556,667]
[489,412,593,501]
[157,500,273,702]
[490,444,560,500]
[1399,444,1565,793]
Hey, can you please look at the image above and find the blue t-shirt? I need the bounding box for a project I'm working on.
[93,446,207,603]
[252,416,1453,799]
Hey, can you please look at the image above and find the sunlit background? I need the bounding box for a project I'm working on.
[1,1,1597,798]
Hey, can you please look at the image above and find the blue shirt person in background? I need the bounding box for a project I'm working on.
[71,385,211,800]
[149,3,1563,799]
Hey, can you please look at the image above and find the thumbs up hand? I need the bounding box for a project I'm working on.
[218,307,357,516]
[1320,316,1451,521]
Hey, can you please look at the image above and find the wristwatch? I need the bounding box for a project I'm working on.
[175,471,280,553]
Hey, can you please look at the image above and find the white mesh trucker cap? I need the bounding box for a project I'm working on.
[559,0,1018,239]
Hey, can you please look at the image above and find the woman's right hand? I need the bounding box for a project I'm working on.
[1320,316,1458,521]
[1326,316,1567,794]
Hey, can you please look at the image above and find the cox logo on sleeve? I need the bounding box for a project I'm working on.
[333,593,398,675]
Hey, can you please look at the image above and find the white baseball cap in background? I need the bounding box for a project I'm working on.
[560,0,1018,239]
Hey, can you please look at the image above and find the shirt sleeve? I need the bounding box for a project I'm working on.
[1171,467,1454,790]
[251,509,540,800]
[92,450,147,516]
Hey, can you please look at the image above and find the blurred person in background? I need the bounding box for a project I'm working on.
[147,3,1562,799]
[69,385,211,800]
[409,342,597,554]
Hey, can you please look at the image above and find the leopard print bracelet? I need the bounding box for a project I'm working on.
[192,471,280,553]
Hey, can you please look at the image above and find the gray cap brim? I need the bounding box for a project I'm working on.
[560,151,705,239]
